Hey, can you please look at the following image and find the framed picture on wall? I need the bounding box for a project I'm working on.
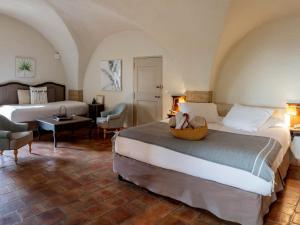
[15,56,36,78]
[100,59,122,91]
[96,95,104,104]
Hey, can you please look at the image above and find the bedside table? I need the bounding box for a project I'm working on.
[167,113,176,118]
[88,104,104,122]
[290,127,300,166]
[290,127,300,140]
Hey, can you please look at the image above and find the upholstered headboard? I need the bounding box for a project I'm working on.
[184,91,285,117]
[184,91,232,116]
[0,82,65,105]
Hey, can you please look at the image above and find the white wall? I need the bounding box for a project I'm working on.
[211,0,300,89]
[0,1,78,89]
[97,0,230,91]
[0,14,66,85]
[83,30,182,126]
[214,16,300,107]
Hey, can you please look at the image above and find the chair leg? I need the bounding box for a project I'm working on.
[28,142,32,154]
[103,129,107,140]
[14,149,18,163]
[97,127,100,137]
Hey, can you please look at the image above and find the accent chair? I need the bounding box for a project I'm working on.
[0,115,33,163]
[96,103,127,139]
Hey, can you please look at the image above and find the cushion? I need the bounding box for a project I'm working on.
[223,104,274,132]
[17,89,30,104]
[97,117,108,128]
[10,131,33,150]
[179,102,220,123]
[30,86,48,104]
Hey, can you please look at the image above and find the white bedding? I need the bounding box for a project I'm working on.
[0,101,88,122]
[115,121,290,196]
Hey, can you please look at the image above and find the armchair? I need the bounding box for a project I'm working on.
[96,103,127,139]
[0,115,33,163]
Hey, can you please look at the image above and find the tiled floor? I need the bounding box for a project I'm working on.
[0,130,300,225]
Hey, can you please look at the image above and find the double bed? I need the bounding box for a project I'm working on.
[0,82,88,123]
[113,97,291,225]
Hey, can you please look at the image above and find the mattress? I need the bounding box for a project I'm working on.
[0,101,88,122]
[115,122,291,196]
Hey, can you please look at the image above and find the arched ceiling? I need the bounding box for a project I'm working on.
[211,0,300,89]
[0,0,79,89]
[92,0,231,90]
[2,0,300,91]
[0,0,231,91]
[46,0,137,88]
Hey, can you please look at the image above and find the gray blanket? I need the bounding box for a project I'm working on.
[118,122,282,182]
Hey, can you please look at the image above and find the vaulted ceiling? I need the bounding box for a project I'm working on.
[1,0,300,90]
[211,0,300,89]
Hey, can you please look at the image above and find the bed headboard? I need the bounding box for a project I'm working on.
[0,82,65,105]
[184,91,284,116]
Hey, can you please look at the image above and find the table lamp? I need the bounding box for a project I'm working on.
[286,102,299,128]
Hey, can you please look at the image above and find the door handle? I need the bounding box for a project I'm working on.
[155,96,161,98]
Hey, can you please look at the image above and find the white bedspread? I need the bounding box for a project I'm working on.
[115,121,290,196]
[0,101,88,122]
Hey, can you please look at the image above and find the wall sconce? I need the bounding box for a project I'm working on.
[54,52,61,60]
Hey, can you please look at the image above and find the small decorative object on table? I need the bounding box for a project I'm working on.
[53,105,73,121]
[169,112,208,141]
[96,95,104,104]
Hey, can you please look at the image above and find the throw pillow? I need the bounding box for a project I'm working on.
[17,89,30,104]
[30,86,48,104]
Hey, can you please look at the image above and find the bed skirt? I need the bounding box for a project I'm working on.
[113,151,290,225]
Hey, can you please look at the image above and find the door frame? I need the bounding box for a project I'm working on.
[133,56,163,126]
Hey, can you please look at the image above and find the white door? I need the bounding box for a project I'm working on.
[133,56,163,126]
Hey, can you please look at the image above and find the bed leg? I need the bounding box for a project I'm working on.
[118,174,124,181]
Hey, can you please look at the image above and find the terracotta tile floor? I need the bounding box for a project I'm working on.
[0,131,300,225]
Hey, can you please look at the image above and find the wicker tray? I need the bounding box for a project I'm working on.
[170,123,208,141]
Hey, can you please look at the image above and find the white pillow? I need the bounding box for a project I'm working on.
[179,102,220,123]
[30,86,48,104]
[223,104,273,132]
[17,89,30,104]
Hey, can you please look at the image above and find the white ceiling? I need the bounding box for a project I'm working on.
[47,0,137,88]
[211,0,300,89]
[1,0,300,90]
[0,0,79,89]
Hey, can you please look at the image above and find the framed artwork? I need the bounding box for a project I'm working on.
[96,95,104,104]
[100,59,121,91]
[15,56,36,78]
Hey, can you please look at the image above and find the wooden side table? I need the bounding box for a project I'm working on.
[290,127,300,166]
[167,113,176,118]
[290,127,300,140]
[89,104,104,122]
